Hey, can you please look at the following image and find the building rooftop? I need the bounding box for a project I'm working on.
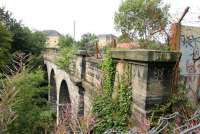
[98,34,117,39]
[43,30,61,36]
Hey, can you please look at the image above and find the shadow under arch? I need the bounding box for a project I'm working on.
[50,69,57,112]
[42,64,48,82]
[59,80,71,104]
[58,80,71,122]
[38,64,49,100]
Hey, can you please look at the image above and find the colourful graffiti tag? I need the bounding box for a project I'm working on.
[180,26,200,102]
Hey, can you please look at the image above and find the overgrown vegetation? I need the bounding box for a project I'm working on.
[56,32,97,70]
[0,52,54,134]
[56,46,77,70]
[0,77,18,133]
[92,51,132,133]
[7,69,54,134]
[0,7,52,134]
[0,7,46,72]
[101,52,115,96]
[148,83,196,133]
[139,39,170,50]
[0,22,12,69]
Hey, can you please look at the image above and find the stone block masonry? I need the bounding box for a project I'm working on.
[111,49,181,129]
[44,48,180,129]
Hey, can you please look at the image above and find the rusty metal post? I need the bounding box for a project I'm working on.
[170,23,181,51]
[95,42,99,59]
[169,7,189,93]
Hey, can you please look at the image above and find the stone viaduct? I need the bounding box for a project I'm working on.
[43,48,180,126]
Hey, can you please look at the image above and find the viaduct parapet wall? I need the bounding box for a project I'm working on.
[43,48,181,127]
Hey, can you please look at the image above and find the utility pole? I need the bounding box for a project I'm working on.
[73,20,76,40]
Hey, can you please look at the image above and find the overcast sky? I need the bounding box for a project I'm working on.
[1,0,200,40]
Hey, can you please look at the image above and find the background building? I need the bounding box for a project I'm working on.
[98,34,117,48]
[43,30,61,48]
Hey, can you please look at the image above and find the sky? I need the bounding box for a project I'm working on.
[0,0,200,40]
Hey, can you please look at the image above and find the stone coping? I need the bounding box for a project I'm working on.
[75,50,88,56]
[111,49,181,62]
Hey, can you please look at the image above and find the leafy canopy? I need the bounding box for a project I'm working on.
[7,69,54,134]
[0,7,46,55]
[114,0,169,40]
[0,22,12,69]
[58,34,74,48]
[79,33,97,47]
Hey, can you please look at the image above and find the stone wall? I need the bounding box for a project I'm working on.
[111,49,180,129]
[84,57,102,89]
[44,48,180,128]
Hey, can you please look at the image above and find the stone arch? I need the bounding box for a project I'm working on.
[59,80,71,104]
[58,80,71,122]
[50,69,57,112]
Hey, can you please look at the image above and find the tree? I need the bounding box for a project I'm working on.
[114,0,169,40]
[0,7,21,31]
[58,34,74,48]
[0,77,18,133]
[0,7,46,55]
[11,27,46,55]
[7,69,54,134]
[79,33,97,47]
[0,22,12,69]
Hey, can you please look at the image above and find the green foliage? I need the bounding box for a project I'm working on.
[114,0,169,40]
[58,34,74,48]
[117,33,133,43]
[0,7,21,31]
[92,52,132,133]
[139,39,170,50]
[0,22,12,69]
[57,34,79,70]
[7,69,54,134]
[149,83,194,128]
[0,7,46,55]
[0,8,52,133]
[56,46,77,70]
[28,55,45,69]
[11,27,46,55]
[0,77,18,133]
[79,33,97,47]
[101,52,116,96]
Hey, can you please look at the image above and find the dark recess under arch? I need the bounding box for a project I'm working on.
[59,80,71,104]
[50,69,57,107]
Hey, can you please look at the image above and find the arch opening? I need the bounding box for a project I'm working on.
[42,64,48,82]
[39,64,48,100]
[50,69,57,111]
[59,80,71,104]
[58,80,71,123]
[78,87,85,117]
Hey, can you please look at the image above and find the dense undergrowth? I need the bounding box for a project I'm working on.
[92,51,132,133]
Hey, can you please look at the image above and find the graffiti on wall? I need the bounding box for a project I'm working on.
[180,25,200,102]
